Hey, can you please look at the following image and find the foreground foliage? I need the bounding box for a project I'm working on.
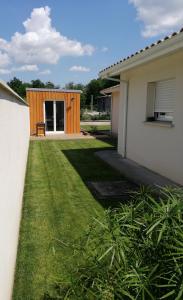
[45,187,183,300]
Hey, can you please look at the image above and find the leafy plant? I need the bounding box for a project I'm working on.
[44,187,183,299]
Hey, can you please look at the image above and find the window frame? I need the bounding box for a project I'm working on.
[146,78,175,124]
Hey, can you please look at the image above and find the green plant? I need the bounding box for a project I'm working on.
[44,187,183,300]
[80,113,92,121]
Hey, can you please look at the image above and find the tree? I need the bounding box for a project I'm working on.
[44,81,60,89]
[85,78,117,106]
[63,82,86,106]
[31,79,45,88]
[7,77,27,98]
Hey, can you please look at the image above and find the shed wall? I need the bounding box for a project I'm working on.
[27,91,80,135]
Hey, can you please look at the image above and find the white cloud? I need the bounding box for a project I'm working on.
[0,69,11,74]
[101,47,108,52]
[0,64,39,75]
[129,0,183,37]
[0,6,95,68]
[12,64,39,72]
[0,51,11,67]
[39,69,51,75]
[69,65,90,72]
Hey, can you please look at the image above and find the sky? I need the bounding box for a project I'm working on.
[0,0,182,87]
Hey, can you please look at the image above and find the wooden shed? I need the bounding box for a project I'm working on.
[26,88,81,135]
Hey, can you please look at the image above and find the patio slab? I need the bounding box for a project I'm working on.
[95,150,179,190]
[88,180,137,200]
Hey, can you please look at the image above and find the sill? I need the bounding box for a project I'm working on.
[144,121,174,128]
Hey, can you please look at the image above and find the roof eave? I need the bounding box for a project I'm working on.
[100,85,120,94]
[0,80,28,106]
[99,33,183,78]
[26,88,82,94]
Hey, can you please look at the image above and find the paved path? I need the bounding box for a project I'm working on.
[80,121,111,126]
[95,150,179,190]
[30,133,94,141]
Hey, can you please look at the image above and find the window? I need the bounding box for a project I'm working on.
[146,78,175,123]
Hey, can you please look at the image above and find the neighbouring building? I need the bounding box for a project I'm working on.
[27,88,81,135]
[96,95,111,113]
[99,29,183,185]
[100,85,120,136]
[0,80,29,299]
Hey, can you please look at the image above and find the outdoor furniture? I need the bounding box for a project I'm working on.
[36,122,45,137]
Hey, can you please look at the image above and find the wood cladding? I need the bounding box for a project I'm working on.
[27,90,80,135]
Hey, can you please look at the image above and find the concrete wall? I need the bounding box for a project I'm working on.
[111,92,120,136]
[118,50,183,185]
[0,86,29,299]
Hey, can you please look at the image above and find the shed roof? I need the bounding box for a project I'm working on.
[99,28,183,78]
[26,88,82,93]
[0,80,27,105]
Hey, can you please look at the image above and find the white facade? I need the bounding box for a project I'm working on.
[111,91,120,136]
[100,31,183,186]
[101,85,120,136]
[0,82,29,299]
[119,51,183,185]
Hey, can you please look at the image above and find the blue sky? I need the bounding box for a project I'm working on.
[0,0,182,86]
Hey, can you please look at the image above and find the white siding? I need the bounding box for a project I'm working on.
[0,86,29,299]
[118,50,183,185]
[111,92,120,136]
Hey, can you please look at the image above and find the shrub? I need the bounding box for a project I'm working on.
[80,113,92,121]
[44,187,183,300]
[91,113,111,121]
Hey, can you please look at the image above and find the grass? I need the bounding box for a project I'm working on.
[81,124,111,132]
[13,138,123,300]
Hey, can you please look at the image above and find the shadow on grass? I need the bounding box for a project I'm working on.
[62,144,133,209]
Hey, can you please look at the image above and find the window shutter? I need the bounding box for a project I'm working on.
[146,82,156,117]
[155,79,176,113]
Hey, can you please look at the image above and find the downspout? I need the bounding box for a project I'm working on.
[103,77,129,158]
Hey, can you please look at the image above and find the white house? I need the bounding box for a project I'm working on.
[99,29,183,185]
[101,85,120,136]
[0,80,29,299]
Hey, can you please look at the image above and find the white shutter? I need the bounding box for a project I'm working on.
[155,79,176,113]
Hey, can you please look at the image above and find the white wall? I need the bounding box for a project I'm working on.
[118,50,183,185]
[0,86,29,299]
[111,92,119,136]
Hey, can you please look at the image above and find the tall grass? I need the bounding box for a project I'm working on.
[44,187,183,300]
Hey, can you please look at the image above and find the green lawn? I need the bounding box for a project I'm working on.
[13,138,123,300]
[80,124,111,132]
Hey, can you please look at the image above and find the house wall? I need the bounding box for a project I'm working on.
[111,91,119,136]
[0,86,29,299]
[27,90,80,135]
[118,50,183,185]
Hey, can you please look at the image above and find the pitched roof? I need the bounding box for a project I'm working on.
[99,28,183,78]
[100,85,120,95]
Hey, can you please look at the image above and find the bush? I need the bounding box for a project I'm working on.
[80,113,92,121]
[91,113,111,121]
[44,187,183,300]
